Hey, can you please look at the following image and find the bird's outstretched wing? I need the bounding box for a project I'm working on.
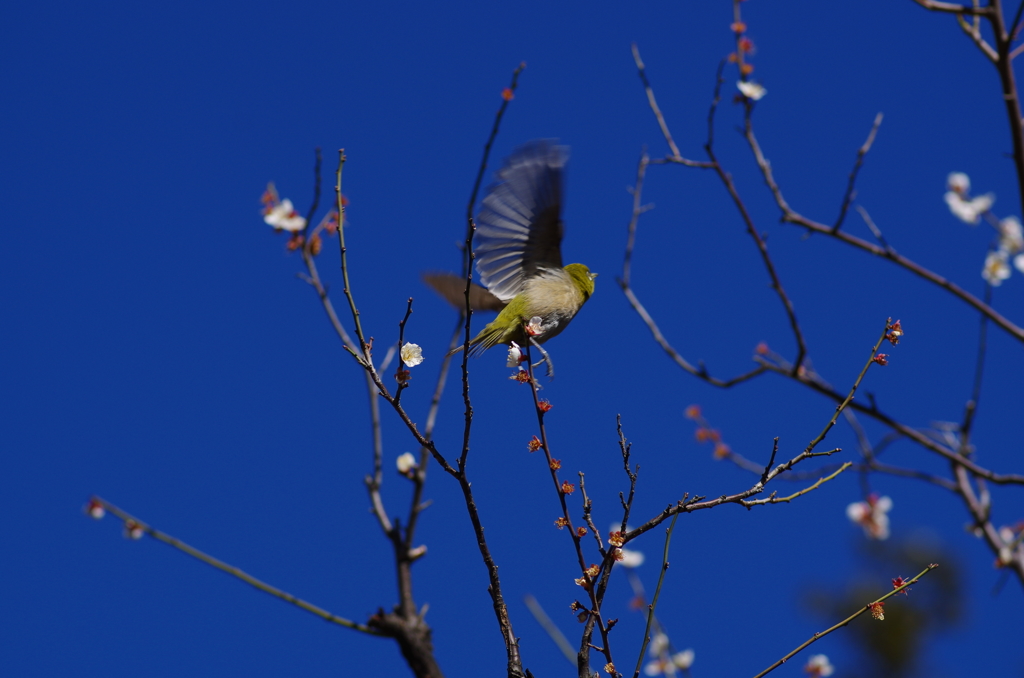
[474,140,566,302]
[421,272,507,312]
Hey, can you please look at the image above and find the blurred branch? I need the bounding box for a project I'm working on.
[743,120,1024,345]
[87,497,382,636]
[524,594,576,666]
[631,44,712,167]
[630,513,679,678]
[912,0,992,15]
[751,564,941,678]
[833,113,883,232]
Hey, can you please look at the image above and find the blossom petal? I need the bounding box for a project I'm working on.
[736,80,767,100]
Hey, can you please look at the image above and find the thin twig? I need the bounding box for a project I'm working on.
[750,564,940,678]
[89,497,381,635]
[622,150,651,288]
[745,122,1024,344]
[631,44,711,167]
[521,343,615,675]
[833,113,884,232]
[625,320,893,541]
[741,463,853,506]
[631,513,680,678]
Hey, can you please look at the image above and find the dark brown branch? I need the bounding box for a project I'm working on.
[520,346,615,676]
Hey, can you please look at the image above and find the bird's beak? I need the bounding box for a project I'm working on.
[590,272,598,280]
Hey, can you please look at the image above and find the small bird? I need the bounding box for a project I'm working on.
[424,140,596,358]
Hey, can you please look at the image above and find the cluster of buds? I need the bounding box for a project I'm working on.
[527,435,543,452]
[554,516,570,529]
[576,526,587,537]
[549,458,561,470]
[868,601,885,621]
[574,564,601,591]
[609,525,644,568]
[891,575,912,596]
[729,14,767,101]
[537,399,553,413]
[886,319,903,346]
[686,405,732,460]
[84,498,105,520]
[261,182,343,255]
[560,481,576,495]
[123,519,144,540]
[509,369,532,384]
[872,354,889,366]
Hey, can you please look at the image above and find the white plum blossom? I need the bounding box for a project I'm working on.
[846,494,892,540]
[644,646,695,675]
[997,525,1022,567]
[982,250,1011,286]
[506,342,523,367]
[526,316,544,336]
[650,633,669,656]
[263,198,307,232]
[670,650,694,671]
[998,215,1024,253]
[396,452,417,474]
[400,342,424,367]
[736,80,767,100]
[617,547,645,568]
[944,191,994,225]
[947,172,971,194]
[805,654,834,677]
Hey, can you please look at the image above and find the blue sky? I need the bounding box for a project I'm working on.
[3,1,1023,676]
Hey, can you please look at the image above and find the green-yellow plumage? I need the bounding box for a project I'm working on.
[425,141,597,358]
[463,263,596,356]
